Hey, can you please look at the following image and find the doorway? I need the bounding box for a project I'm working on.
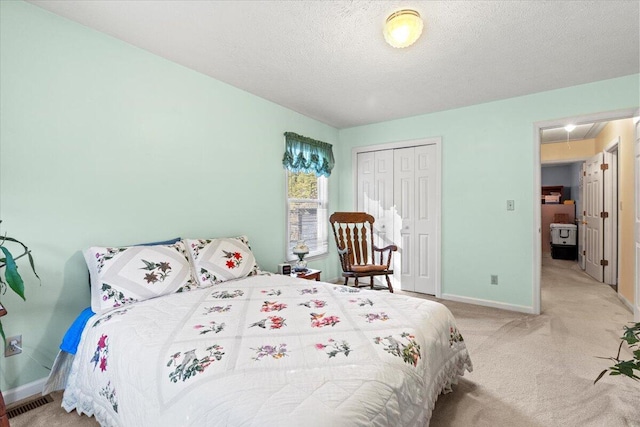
[533,108,638,315]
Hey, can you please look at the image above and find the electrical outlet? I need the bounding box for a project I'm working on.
[491,275,498,285]
[5,334,22,357]
[506,200,515,211]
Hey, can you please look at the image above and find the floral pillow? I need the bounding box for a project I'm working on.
[184,236,260,287]
[84,241,198,314]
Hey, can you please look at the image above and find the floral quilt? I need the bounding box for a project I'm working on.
[61,274,472,426]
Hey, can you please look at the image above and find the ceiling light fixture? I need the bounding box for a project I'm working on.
[564,124,575,150]
[383,9,423,48]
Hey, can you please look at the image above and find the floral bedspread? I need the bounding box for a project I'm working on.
[62,274,472,426]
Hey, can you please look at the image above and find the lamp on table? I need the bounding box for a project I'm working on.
[292,241,309,272]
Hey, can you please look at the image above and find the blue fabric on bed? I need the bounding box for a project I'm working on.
[60,307,95,355]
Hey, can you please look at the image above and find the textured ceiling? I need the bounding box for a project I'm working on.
[541,122,606,144]
[28,1,640,129]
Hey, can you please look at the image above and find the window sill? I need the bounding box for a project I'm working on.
[285,252,328,264]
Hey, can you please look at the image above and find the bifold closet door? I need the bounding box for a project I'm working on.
[356,150,394,248]
[393,145,437,294]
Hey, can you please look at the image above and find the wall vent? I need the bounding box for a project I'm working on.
[6,394,54,419]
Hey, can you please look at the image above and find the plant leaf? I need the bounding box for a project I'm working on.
[27,251,40,282]
[622,324,640,345]
[0,246,25,301]
[0,320,5,346]
[594,369,608,384]
[0,237,40,283]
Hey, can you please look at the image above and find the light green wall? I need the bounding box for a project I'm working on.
[338,74,639,309]
[0,1,340,390]
[2,0,639,393]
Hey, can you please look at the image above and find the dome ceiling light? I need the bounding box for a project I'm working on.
[383,9,424,48]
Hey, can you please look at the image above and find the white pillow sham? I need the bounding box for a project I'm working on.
[184,236,260,287]
[84,241,197,314]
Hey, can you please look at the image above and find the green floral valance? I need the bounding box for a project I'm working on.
[282,132,335,177]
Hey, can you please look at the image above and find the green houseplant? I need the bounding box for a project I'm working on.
[0,220,40,344]
[594,322,640,383]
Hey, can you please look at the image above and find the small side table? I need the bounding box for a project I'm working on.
[291,269,321,281]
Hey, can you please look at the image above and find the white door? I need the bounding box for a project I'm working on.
[393,146,437,294]
[357,152,375,216]
[357,151,393,248]
[603,149,618,286]
[394,148,416,291]
[578,162,586,270]
[585,152,604,282]
[374,150,394,247]
[634,119,640,321]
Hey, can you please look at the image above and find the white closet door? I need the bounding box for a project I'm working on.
[413,145,437,294]
[374,150,394,248]
[357,150,393,256]
[357,152,375,215]
[393,145,437,294]
[585,152,604,282]
[394,147,416,291]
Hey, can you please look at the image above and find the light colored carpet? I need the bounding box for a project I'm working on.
[9,255,640,426]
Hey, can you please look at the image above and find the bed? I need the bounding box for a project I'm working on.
[46,238,472,426]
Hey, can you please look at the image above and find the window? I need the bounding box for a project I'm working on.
[281,132,334,261]
[286,170,328,260]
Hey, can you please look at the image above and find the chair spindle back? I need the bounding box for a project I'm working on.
[330,212,375,266]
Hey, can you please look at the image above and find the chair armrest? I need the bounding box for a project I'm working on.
[372,244,397,268]
[373,244,398,253]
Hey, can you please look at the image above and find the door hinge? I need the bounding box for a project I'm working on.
[583,171,586,176]
[583,211,586,216]
[582,250,586,256]
[600,211,609,218]
[600,163,609,171]
[600,259,609,266]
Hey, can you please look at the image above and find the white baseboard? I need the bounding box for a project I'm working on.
[617,292,634,313]
[3,377,47,405]
[441,293,535,314]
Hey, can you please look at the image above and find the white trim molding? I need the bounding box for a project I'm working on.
[618,292,634,314]
[541,157,591,165]
[441,293,535,314]
[3,377,47,405]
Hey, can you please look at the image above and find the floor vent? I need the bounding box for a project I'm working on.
[7,394,54,419]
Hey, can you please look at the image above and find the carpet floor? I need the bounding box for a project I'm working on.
[8,255,640,426]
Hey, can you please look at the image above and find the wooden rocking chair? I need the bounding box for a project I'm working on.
[329,212,397,292]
